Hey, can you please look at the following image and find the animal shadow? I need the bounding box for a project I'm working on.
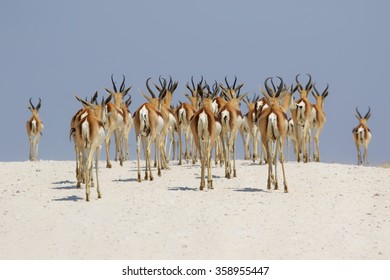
[51,180,78,189]
[168,186,198,191]
[52,195,83,202]
[234,187,266,193]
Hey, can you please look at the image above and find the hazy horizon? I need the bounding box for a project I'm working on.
[1,0,389,165]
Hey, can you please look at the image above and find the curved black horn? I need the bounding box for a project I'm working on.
[111,74,118,92]
[36,98,42,110]
[295,74,301,85]
[119,75,126,92]
[29,98,35,110]
[225,76,231,89]
[305,73,312,90]
[355,107,363,119]
[199,75,204,86]
[313,83,320,96]
[365,106,371,119]
[91,91,98,104]
[264,77,273,96]
[322,83,329,96]
[270,78,277,93]
[275,76,284,97]
[191,76,195,90]
[232,75,237,89]
[146,78,156,98]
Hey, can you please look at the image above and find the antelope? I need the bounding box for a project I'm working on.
[204,81,224,165]
[181,76,206,163]
[26,98,44,161]
[104,74,132,168]
[123,96,133,161]
[242,94,261,162]
[70,92,111,188]
[133,88,166,182]
[176,101,196,165]
[190,88,217,190]
[72,96,107,201]
[353,107,372,165]
[295,74,313,163]
[142,77,175,169]
[218,76,246,178]
[310,83,329,162]
[257,77,289,192]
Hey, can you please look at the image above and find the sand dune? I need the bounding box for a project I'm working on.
[0,160,389,259]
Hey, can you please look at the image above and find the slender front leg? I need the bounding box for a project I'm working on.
[279,139,288,193]
[136,134,142,182]
[95,146,102,199]
[105,127,114,168]
[207,141,213,189]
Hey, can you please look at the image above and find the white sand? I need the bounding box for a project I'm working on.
[0,159,389,259]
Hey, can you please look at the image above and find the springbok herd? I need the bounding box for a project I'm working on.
[26,74,372,201]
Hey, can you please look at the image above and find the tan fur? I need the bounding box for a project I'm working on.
[72,102,106,201]
[190,108,217,190]
[26,103,44,161]
[176,102,196,165]
[133,102,165,182]
[258,100,289,192]
[353,108,372,165]
[218,97,244,179]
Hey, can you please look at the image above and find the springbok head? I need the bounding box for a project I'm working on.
[219,76,244,100]
[28,98,42,115]
[143,77,168,111]
[295,73,313,99]
[355,107,371,126]
[105,74,132,107]
[261,76,285,105]
[312,83,329,101]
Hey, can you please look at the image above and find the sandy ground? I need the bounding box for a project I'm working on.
[0,159,389,260]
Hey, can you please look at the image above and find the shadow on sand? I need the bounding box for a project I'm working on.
[52,195,83,202]
[233,187,266,193]
[168,186,198,191]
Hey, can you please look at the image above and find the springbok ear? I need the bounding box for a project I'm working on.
[75,96,94,108]
[238,92,249,101]
[259,85,271,100]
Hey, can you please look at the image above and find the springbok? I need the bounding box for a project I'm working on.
[122,96,133,161]
[310,83,329,162]
[352,107,372,165]
[26,98,44,161]
[134,84,166,182]
[104,74,131,168]
[70,92,111,188]
[72,96,107,201]
[242,94,261,162]
[295,74,313,163]
[257,77,289,192]
[176,101,196,165]
[218,76,247,178]
[143,77,176,169]
[190,88,217,190]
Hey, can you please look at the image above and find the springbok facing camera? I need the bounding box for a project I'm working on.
[26,98,44,161]
[353,107,372,165]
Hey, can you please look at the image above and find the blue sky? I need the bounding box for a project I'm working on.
[0,0,389,164]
